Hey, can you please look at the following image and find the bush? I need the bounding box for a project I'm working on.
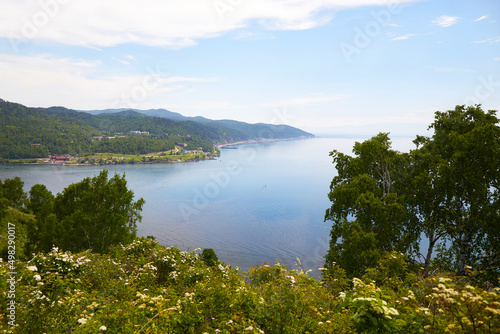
[0,239,498,333]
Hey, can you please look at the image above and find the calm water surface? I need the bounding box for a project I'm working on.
[0,137,413,277]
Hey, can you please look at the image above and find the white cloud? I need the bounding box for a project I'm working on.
[391,33,419,41]
[391,31,434,41]
[0,54,216,109]
[494,57,500,61]
[474,36,500,44]
[432,15,460,27]
[0,0,419,49]
[475,15,488,22]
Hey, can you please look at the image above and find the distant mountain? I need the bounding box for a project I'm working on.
[0,99,314,159]
[81,108,187,120]
[78,107,314,141]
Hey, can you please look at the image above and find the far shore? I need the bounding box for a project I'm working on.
[1,136,314,166]
[216,136,313,148]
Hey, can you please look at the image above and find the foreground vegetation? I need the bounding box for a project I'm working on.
[1,238,499,333]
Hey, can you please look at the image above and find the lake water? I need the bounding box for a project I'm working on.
[0,137,414,277]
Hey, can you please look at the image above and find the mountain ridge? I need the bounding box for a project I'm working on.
[77,107,314,141]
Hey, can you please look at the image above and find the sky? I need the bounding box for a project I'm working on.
[0,0,499,137]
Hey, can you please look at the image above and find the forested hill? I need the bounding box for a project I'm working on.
[0,99,313,159]
[81,107,314,141]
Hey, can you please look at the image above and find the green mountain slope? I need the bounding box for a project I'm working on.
[79,107,315,142]
[0,100,212,159]
[0,99,314,160]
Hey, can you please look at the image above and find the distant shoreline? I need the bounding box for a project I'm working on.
[1,136,314,167]
[216,136,314,148]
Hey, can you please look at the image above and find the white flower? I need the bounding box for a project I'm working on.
[27,265,38,272]
[339,292,346,300]
[77,318,87,325]
[99,326,107,331]
[245,326,254,331]
[34,274,42,281]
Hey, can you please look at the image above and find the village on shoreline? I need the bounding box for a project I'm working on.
[1,137,312,166]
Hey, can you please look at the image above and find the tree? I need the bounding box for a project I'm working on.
[201,248,219,267]
[28,184,55,220]
[0,177,27,209]
[324,133,417,277]
[26,184,59,253]
[325,105,500,280]
[411,105,500,277]
[54,169,145,253]
[0,207,35,260]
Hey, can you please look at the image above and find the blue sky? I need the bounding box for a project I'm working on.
[0,0,498,136]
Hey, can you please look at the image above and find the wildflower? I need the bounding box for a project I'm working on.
[245,326,254,331]
[27,265,38,272]
[34,274,42,281]
[318,322,324,325]
[77,318,87,325]
[99,326,107,331]
[165,306,178,311]
[339,292,346,300]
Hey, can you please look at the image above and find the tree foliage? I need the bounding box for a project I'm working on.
[325,105,500,281]
[0,100,212,159]
[0,170,145,257]
[411,105,500,277]
[324,133,416,277]
[53,170,145,253]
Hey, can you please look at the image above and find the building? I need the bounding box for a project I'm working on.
[50,155,71,161]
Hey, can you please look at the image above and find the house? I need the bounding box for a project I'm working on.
[50,155,70,161]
